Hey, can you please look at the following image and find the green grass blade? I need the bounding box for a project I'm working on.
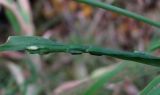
[0,36,160,67]
[147,87,160,95]
[75,0,160,28]
[4,0,32,34]
[84,63,126,95]
[16,3,31,24]
[5,9,21,34]
[4,0,22,34]
[148,40,160,51]
[140,76,160,95]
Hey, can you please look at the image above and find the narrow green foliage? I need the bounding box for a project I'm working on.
[147,87,160,95]
[84,63,126,95]
[148,40,160,51]
[140,76,160,95]
[2,0,160,95]
[5,10,21,34]
[75,0,160,28]
[4,0,31,34]
[0,36,160,67]
[16,3,31,24]
[4,0,22,34]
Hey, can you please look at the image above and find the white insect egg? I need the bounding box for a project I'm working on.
[26,46,39,50]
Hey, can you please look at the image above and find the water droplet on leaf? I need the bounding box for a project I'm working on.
[26,46,39,50]
[134,50,141,53]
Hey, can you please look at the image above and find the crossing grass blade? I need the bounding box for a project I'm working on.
[140,76,160,95]
[5,5,21,34]
[84,62,126,95]
[147,87,160,95]
[75,0,160,28]
[148,40,160,51]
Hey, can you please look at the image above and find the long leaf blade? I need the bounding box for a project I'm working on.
[148,40,160,51]
[84,63,126,95]
[75,0,160,28]
[140,76,160,95]
[0,36,160,66]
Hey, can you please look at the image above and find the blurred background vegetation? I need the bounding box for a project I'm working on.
[0,0,160,95]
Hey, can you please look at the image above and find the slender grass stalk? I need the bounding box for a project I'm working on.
[147,87,160,95]
[140,76,160,95]
[5,0,21,34]
[84,63,126,95]
[75,0,160,28]
[1,36,160,67]
[5,10,21,34]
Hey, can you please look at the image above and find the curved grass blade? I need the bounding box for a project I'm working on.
[147,87,160,95]
[140,76,160,95]
[148,40,160,51]
[0,36,160,67]
[4,0,22,34]
[84,62,126,95]
[5,8,21,34]
[75,0,160,28]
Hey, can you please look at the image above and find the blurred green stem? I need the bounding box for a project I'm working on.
[5,10,21,34]
[140,76,160,95]
[75,0,160,28]
[84,63,126,95]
